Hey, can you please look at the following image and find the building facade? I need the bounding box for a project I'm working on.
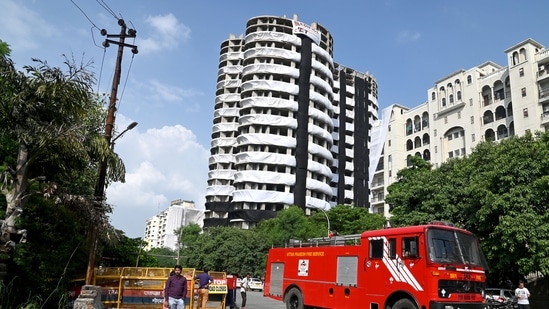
[372,38,549,215]
[205,15,378,228]
[144,199,204,250]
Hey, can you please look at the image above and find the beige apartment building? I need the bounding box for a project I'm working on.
[371,38,549,216]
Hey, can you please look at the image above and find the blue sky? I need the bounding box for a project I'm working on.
[1,0,547,238]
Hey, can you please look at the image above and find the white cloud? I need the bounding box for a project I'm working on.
[139,13,191,54]
[396,30,421,44]
[106,123,209,238]
[149,79,201,103]
[0,0,56,52]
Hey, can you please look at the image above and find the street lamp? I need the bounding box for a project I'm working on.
[85,121,138,285]
[306,204,330,238]
[111,121,138,147]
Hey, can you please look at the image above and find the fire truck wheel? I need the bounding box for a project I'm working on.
[392,298,417,309]
[285,287,304,309]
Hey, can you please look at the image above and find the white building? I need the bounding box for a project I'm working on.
[371,38,549,215]
[205,15,378,228]
[143,199,205,250]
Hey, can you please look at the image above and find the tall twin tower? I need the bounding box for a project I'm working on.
[204,15,379,228]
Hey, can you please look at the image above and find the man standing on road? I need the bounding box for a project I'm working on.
[240,273,251,309]
[164,265,188,309]
[515,280,531,309]
[195,268,214,309]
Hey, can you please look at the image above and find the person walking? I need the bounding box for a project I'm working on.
[164,265,188,309]
[515,280,531,309]
[195,268,214,309]
[239,273,251,309]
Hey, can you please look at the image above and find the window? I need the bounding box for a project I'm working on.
[369,239,384,259]
[457,91,462,101]
[388,140,391,147]
[471,116,474,124]
[434,146,438,153]
[521,87,527,97]
[431,92,436,101]
[402,237,419,258]
[458,111,461,119]
[388,238,396,259]
[454,132,459,138]
[472,134,475,142]
[467,75,472,84]
[444,116,448,124]
[448,152,454,158]
[523,108,528,118]
[519,68,524,77]
[448,134,453,141]
[469,98,473,106]
[434,129,437,137]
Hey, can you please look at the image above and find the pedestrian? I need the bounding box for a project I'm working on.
[195,268,214,309]
[240,273,251,309]
[515,280,531,309]
[164,265,188,309]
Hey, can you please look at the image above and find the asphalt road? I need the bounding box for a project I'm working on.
[232,290,286,309]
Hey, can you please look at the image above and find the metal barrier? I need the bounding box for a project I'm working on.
[95,267,195,309]
[70,267,227,308]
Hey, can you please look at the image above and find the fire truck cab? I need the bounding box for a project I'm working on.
[264,222,488,309]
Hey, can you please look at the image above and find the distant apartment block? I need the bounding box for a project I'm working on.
[204,14,378,228]
[371,38,549,215]
[144,199,204,250]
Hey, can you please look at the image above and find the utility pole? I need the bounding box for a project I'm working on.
[85,19,138,286]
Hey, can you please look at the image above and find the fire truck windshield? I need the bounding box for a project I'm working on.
[427,228,488,268]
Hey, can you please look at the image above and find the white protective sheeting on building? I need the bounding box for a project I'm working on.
[205,185,234,197]
[368,104,393,205]
[156,205,205,250]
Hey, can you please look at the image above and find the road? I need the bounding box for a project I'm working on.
[232,290,285,309]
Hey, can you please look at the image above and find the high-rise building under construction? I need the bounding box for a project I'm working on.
[204,14,378,228]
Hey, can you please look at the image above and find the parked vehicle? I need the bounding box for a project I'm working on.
[264,221,489,309]
[485,288,517,309]
[249,278,264,292]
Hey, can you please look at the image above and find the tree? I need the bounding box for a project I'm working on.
[0,54,125,253]
[255,206,317,247]
[0,40,10,57]
[327,205,386,235]
[386,133,549,284]
[182,226,269,277]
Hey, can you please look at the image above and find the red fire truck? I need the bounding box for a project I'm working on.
[264,221,488,309]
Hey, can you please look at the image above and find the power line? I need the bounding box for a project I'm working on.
[95,0,118,20]
[70,0,100,29]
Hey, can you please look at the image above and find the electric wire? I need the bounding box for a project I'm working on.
[96,0,118,20]
[96,47,107,94]
[117,53,135,111]
[71,0,100,29]
[71,0,103,49]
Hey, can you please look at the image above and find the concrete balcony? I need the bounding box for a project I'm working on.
[541,112,549,125]
[537,68,549,81]
[535,49,549,63]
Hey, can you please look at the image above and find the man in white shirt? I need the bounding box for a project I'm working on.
[515,280,531,309]
[239,273,250,309]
